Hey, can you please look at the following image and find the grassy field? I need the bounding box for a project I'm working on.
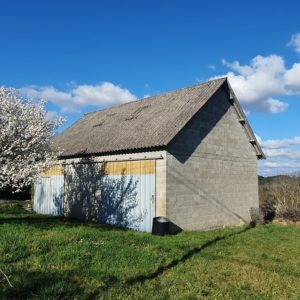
[0,206,299,299]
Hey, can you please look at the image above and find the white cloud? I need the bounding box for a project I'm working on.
[287,33,300,53]
[259,136,300,149]
[19,82,137,113]
[260,158,300,176]
[257,135,300,175]
[263,148,300,160]
[264,98,288,113]
[284,63,300,93]
[212,53,300,113]
[222,59,253,76]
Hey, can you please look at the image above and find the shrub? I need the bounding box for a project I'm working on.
[259,174,300,222]
[270,175,300,221]
[259,184,276,223]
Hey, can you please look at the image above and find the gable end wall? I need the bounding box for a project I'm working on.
[166,87,259,230]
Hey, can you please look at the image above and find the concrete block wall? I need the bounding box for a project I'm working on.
[166,87,259,230]
[155,154,167,217]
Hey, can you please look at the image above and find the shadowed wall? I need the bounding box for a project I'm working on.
[166,87,259,230]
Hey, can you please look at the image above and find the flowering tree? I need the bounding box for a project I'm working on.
[0,87,65,192]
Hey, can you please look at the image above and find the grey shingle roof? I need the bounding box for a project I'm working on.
[53,78,252,158]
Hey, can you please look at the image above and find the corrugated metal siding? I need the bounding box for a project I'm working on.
[35,160,156,232]
[100,160,156,232]
[33,165,64,216]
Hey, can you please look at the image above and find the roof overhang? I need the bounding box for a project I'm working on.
[222,78,266,160]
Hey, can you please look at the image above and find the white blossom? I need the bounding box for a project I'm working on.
[0,87,65,192]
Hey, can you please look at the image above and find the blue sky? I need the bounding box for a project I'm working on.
[1,0,300,175]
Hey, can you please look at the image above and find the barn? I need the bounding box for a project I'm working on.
[33,78,264,231]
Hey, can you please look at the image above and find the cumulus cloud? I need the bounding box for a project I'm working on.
[212,53,300,113]
[287,33,300,53]
[257,135,300,175]
[259,136,300,149]
[284,63,300,93]
[263,98,288,113]
[19,82,137,113]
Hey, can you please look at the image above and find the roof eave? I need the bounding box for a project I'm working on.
[223,78,266,160]
[57,145,167,160]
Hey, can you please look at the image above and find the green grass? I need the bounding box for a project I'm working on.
[0,206,299,299]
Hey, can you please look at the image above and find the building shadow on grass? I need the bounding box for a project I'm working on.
[97,226,252,293]
[0,221,252,297]
[124,226,251,286]
[91,227,251,293]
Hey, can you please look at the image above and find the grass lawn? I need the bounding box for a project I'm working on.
[0,206,299,299]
